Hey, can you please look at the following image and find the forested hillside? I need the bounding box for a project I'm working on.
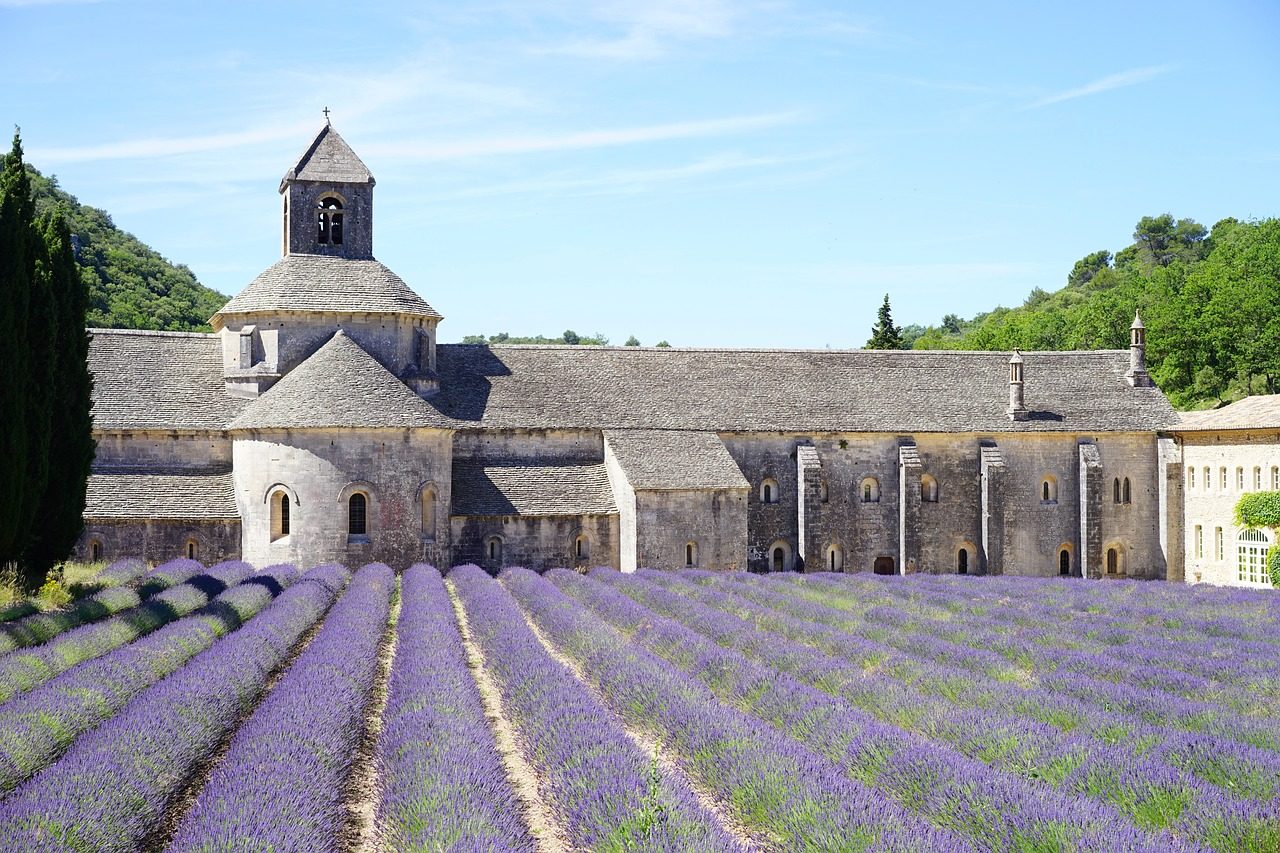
[28,166,227,331]
[909,215,1280,409]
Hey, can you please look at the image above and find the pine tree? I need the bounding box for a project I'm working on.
[866,293,904,349]
[25,211,95,578]
[0,131,33,565]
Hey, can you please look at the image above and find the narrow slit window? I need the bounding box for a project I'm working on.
[348,493,367,537]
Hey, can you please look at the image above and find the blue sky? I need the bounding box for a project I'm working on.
[3,1,1278,346]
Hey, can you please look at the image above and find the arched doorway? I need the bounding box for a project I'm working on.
[1059,548,1071,576]
[772,546,785,572]
[957,549,968,575]
[873,556,895,575]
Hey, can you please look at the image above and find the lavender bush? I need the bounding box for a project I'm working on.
[0,560,260,702]
[0,564,350,853]
[167,563,393,852]
[450,564,745,852]
[375,564,534,852]
[501,566,975,852]
[0,564,301,792]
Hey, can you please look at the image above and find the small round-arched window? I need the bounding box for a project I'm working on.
[685,541,698,567]
[1122,477,1132,504]
[317,196,344,245]
[485,535,503,566]
[921,475,939,503]
[957,548,969,575]
[860,477,880,503]
[760,478,779,504]
[348,493,368,537]
[574,534,590,562]
[90,539,103,562]
[271,490,291,541]
[1041,475,1058,504]
[825,543,844,572]
[185,539,199,561]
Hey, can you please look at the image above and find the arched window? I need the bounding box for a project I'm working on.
[317,196,344,245]
[1204,467,1211,490]
[1106,547,1119,574]
[1219,467,1227,490]
[1122,477,1131,504]
[1059,548,1070,576]
[348,493,367,537]
[271,490,291,541]
[485,535,503,566]
[421,485,437,539]
[186,539,198,561]
[826,544,844,572]
[574,534,590,562]
[1113,478,1121,503]
[769,541,791,572]
[861,477,880,503]
[685,541,698,567]
[1273,466,1279,490]
[819,480,829,503]
[1237,466,1245,490]
[920,475,939,503]
[760,478,779,504]
[90,539,103,562]
[1187,466,1195,489]
[957,548,968,575]
[1238,528,1270,585]
[1254,467,1263,491]
[1041,475,1058,504]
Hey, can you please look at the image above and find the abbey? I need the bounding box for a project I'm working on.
[77,124,1186,579]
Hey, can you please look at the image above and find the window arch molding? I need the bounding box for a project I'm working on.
[760,477,780,505]
[1040,473,1059,504]
[261,482,300,507]
[824,542,845,573]
[1103,540,1127,576]
[768,540,793,572]
[183,533,205,562]
[956,541,978,575]
[920,474,939,503]
[860,476,880,503]
[570,528,592,563]
[337,481,376,541]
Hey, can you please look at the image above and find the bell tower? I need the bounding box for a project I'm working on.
[280,120,375,259]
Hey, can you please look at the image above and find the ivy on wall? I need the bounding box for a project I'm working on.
[1234,491,1280,588]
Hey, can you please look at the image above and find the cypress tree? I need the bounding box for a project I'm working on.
[0,131,33,566]
[25,211,95,578]
[866,293,904,349]
[19,204,56,586]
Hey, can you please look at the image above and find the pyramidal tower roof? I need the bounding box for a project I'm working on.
[228,331,451,430]
[280,123,374,190]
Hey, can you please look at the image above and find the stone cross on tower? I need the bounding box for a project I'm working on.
[322,106,330,124]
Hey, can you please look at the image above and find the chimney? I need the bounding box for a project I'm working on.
[1007,350,1029,421]
[1125,311,1152,387]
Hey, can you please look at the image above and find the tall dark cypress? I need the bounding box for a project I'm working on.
[0,132,33,565]
[19,203,56,586]
[25,211,95,578]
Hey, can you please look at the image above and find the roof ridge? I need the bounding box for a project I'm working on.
[89,328,219,340]
[446,343,1131,356]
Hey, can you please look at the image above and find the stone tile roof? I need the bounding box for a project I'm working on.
[212,254,441,324]
[451,461,617,516]
[1177,394,1280,432]
[604,430,748,490]
[229,331,453,431]
[88,329,245,432]
[282,124,374,186]
[85,471,238,520]
[432,345,1178,434]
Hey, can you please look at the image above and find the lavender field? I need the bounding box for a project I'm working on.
[0,563,1277,852]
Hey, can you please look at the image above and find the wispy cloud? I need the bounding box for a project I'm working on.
[536,0,739,60]
[437,150,834,200]
[30,122,318,165]
[365,111,804,161]
[1027,65,1172,108]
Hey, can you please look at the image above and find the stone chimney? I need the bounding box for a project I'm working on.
[1007,350,1029,421]
[1125,311,1152,387]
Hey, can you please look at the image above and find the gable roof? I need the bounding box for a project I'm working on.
[451,461,617,516]
[1177,394,1280,432]
[604,430,748,490]
[89,330,245,432]
[281,124,373,187]
[432,345,1177,434]
[85,471,238,520]
[228,331,452,431]
[212,254,441,325]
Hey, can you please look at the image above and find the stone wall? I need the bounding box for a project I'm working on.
[635,488,747,571]
[75,520,240,565]
[93,431,231,471]
[233,427,453,570]
[453,428,602,461]
[1181,429,1280,587]
[450,514,619,572]
[284,180,374,259]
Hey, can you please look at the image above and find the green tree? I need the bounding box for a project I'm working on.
[1067,250,1112,288]
[625,335,640,346]
[866,294,903,349]
[25,211,95,577]
[655,340,671,348]
[562,329,580,345]
[0,131,33,566]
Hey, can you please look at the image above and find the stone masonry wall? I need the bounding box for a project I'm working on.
[450,514,619,572]
[76,521,240,565]
[93,431,231,471]
[635,489,747,571]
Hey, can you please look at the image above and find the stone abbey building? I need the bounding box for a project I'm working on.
[78,124,1186,579]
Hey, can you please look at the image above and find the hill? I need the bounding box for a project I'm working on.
[27,166,228,331]
[909,215,1280,410]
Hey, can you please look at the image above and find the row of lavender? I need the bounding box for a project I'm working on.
[648,569,1280,852]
